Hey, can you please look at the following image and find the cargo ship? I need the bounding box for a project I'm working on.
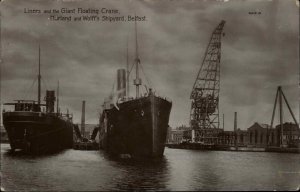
[2,47,74,154]
[99,23,172,158]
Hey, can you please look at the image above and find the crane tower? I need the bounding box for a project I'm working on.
[190,20,225,144]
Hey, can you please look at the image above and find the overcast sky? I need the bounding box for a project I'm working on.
[0,0,299,130]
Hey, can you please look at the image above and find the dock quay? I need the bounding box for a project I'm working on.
[227,146,299,153]
[73,141,99,150]
[73,123,99,151]
[166,86,300,154]
[166,143,300,153]
[72,100,100,151]
[166,143,227,151]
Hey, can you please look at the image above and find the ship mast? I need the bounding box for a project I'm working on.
[133,19,142,98]
[126,39,129,98]
[38,45,41,105]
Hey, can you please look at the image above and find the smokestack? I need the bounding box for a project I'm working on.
[81,100,85,136]
[45,90,56,113]
[234,112,237,147]
[223,113,225,131]
[117,69,126,98]
[234,112,237,132]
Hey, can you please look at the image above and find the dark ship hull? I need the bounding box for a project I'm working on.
[3,111,73,154]
[99,94,172,158]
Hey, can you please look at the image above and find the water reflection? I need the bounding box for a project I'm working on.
[166,150,225,190]
[4,147,68,159]
[196,152,224,190]
[101,153,170,190]
[1,144,299,191]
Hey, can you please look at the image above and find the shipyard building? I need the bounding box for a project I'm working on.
[167,122,300,148]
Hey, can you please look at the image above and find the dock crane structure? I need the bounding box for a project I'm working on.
[269,86,299,147]
[190,20,226,144]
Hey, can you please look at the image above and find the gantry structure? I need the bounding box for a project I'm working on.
[190,20,226,144]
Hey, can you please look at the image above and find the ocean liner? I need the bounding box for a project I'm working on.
[99,23,172,158]
[2,47,74,153]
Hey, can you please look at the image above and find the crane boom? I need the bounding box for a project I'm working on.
[189,20,225,144]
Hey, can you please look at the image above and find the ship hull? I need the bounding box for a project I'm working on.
[99,94,172,158]
[3,111,73,154]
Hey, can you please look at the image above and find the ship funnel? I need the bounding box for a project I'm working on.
[117,69,126,98]
[81,100,85,137]
[45,90,56,113]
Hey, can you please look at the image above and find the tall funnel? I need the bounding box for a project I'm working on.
[234,112,237,132]
[45,90,56,113]
[117,69,126,98]
[81,100,85,137]
[234,112,237,147]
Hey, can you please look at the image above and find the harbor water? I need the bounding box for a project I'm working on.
[1,144,299,191]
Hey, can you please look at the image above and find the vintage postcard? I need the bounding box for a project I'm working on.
[0,0,299,191]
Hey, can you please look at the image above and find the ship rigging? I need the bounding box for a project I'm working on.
[2,46,74,154]
[99,19,172,158]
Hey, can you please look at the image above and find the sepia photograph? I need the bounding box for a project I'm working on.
[0,0,299,191]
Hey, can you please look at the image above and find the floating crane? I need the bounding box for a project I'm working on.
[190,20,226,144]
